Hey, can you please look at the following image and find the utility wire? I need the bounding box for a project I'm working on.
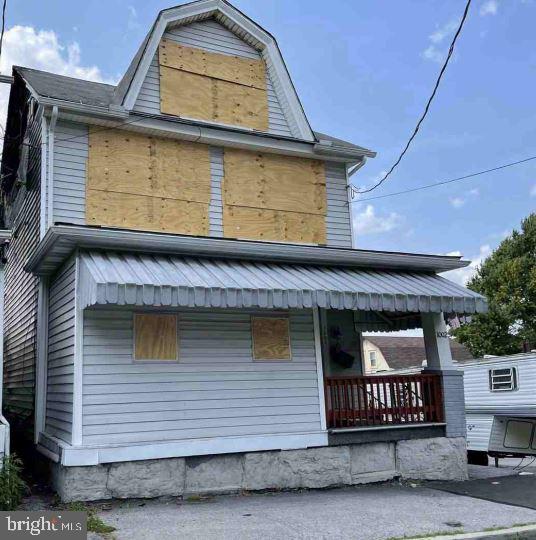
[350,155,536,203]
[350,0,472,197]
[0,0,6,63]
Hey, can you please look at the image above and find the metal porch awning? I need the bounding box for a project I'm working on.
[78,251,487,314]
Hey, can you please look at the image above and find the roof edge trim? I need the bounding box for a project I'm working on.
[26,224,471,277]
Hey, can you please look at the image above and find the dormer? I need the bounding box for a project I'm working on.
[115,0,314,140]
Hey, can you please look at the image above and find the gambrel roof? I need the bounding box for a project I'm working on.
[12,0,376,157]
[113,0,315,140]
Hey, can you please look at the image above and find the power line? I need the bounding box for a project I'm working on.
[0,0,6,62]
[350,0,472,197]
[350,154,536,203]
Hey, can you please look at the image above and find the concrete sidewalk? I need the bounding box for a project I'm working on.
[89,482,536,540]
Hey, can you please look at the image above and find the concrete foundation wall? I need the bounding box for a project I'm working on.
[51,436,467,502]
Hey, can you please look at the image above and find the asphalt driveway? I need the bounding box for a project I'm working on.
[90,482,536,540]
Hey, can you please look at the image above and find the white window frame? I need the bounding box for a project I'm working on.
[489,366,518,392]
[369,350,377,367]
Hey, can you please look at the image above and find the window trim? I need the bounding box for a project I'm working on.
[489,366,518,392]
[369,350,377,367]
[133,312,180,363]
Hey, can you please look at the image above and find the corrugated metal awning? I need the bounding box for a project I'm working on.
[78,251,487,314]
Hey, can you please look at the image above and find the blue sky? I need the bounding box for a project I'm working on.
[2,0,535,286]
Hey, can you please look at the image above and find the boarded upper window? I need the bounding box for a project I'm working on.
[223,148,327,244]
[159,40,269,131]
[86,129,211,236]
[134,313,178,362]
[251,317,291,361]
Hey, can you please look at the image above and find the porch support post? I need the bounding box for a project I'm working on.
[421,312,466,438]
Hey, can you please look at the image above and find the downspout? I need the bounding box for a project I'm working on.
[47,106,58,229]
[40,114,48,238]
[346,157,367,250]
[348,156,367,178]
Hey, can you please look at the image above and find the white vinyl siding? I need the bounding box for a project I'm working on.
[53,121,88,225]
[45,258,76,443]
[208,146,224,236]
[49,123,352,247]
[82,308,321,445]
[325,162,352,247]
[2,109,42,420]
[133,19,295,137]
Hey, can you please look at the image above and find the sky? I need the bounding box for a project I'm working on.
[1,0,535,295]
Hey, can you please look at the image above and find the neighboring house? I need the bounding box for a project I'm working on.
[0,0,487,501]
[363,337,474,374]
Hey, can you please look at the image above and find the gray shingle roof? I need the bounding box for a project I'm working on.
[365,336,474,370]
[14,66,370,152]
[314,131,375,156]
[16,66,115,108]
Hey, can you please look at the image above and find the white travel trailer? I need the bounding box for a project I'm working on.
[462,352,536,465]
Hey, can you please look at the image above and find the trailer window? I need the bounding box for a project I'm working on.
[489,367,518,392]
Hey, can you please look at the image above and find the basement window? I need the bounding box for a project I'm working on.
[489,367,518,392]
[134,313,178,362]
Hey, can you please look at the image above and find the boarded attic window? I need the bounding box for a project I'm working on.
[251,317,291,361]
[134,313,178,362]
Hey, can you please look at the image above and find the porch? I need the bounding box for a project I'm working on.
[325,373,444,430]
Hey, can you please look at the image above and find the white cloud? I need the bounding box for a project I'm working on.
[354,204,403,236]
[430,20,459,44]
[449,196,466,208]
[0,25,110,132]
[530,184,536,197]
[480,0,499,16]
[127,5,141,30]
[443,244,492,286]
[422,19,458,63]
[468,188,480,196]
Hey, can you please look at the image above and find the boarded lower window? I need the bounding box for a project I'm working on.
[251,317,291,361]
[134,314,178,361]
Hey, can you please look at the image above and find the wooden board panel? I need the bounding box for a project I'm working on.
[160,67,268,131]
[223,205,326,245]
[214,79,268,131]
[251,317,291,360]
[223,149,326,215]
[87,127,211,236]
[86,189,209,236]
[160,67,213,123]
[88,128,211,203]
[159,39,266,90]
[134,314,178,361]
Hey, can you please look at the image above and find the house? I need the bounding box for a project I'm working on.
[362,336,474,374]
[0,0,487,501]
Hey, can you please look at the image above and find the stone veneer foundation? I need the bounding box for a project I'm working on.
[50,437,467,502]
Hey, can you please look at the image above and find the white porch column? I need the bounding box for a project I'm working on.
[421,312,454,370]
[422,312,466,439]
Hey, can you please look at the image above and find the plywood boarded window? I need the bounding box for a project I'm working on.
[223,148,327,244]
[251,317,291,361]
[159,40,268,131]
[134,314,178,362]
[86,128,211,235]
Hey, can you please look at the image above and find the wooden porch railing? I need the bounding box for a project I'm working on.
[325,373,444,429]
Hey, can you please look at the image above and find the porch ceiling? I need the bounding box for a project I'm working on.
[77,250,487,314]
